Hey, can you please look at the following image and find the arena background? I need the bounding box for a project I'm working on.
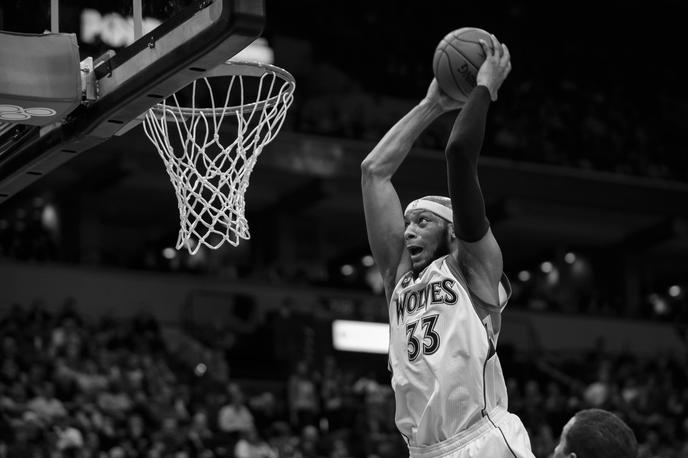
[1,0,687,456]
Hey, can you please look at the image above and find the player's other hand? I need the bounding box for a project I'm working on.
[424,78,465,112]
[476,34,512,101]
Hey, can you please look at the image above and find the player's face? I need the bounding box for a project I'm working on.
[553,416,576,458]
[404,210,451,274]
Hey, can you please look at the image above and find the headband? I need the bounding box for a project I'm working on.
[404,198,453,223]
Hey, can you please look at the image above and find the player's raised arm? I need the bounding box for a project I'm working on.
[444,34,511,304]
[362,81,462,300]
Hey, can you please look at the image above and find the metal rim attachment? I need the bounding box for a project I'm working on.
[149,60,296,120]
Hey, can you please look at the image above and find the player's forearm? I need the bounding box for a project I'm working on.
[445,85,492,242]
[445,85,491,163]
[361,99,444,178]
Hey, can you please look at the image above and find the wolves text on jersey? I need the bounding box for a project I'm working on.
[394,279,458,325]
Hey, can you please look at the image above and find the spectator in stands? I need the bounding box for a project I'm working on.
[6,420,43,458]
[126,414,152,454]
[637,428,668,458]
[186,409,215,456]
[1,357,22,390]
[329,437,355,458]
[218,382,255,440]
[27,381,67,423]
[521,379,546,431]
[96,414,121,453]
[53,416,85,456]
[287,360,320,430]
[153,415,187,454]
[97,378,133,419]
[552,408,637,458]
[296,424,325,458]
[234,424,278,458]
[265,421,300,458]
[583,360,612,408]
[319,356,347,432]
[248,391,280,436]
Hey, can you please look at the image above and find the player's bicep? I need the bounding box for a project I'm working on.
[361,173,411,288]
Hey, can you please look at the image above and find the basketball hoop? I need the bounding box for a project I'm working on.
[142,61,295,254]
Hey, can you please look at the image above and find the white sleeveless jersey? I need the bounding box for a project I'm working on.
[388,255,512,447]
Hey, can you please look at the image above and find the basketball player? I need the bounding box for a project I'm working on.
[552,409,638,458]
[361,34,533,457]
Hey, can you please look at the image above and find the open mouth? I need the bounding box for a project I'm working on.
[408,246,423,257]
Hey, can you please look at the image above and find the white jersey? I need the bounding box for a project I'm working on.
[388,255,512,447]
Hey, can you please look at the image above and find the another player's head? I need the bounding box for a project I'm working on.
[403,196,455,274]
[553,408,638,458]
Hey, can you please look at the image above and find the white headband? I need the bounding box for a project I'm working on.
[404,198,453,222]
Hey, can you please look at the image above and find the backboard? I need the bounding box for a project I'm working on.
[0,0,265,204]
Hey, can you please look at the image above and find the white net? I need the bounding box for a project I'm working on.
[142,62,295,255]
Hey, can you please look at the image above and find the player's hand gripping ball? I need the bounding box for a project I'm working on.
[433,27,491,102]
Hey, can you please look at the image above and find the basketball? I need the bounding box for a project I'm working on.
[433,27,491,101]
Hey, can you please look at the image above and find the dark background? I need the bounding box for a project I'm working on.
[1,1,687,457]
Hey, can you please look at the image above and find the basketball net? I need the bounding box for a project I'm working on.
[142,61,295,255]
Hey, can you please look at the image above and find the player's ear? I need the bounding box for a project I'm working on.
[447,223,456,240]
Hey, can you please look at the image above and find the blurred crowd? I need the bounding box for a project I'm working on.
[288,61,688,182]
[0,301,404,458]
[2,300,688,458]
[510,342,688,457]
